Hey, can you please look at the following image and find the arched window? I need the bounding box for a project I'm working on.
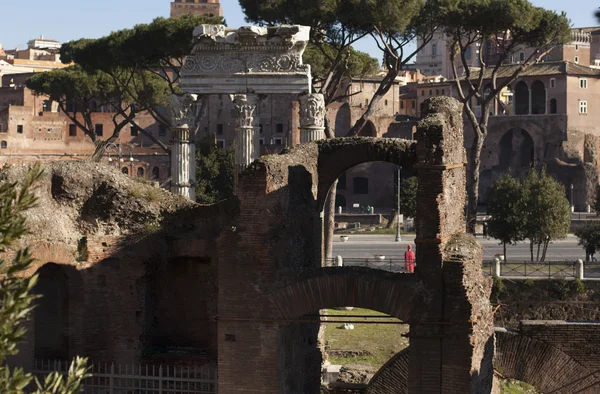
[152,167,160,180]
[550,98,557,114]
[514,81,529,115]
[530,80,546,114]
[137,167,145,178]
[0,141,7,149]
[121,167,129,175]
[432,44,437,57]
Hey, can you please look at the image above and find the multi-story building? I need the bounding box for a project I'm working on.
[0,37,68,86]
[0,73,171,182]
[170,0,222,18]
[413,61,600,210]
[415,28,599,79]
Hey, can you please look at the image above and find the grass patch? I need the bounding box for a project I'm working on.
[323,308,409,369]
[499,378,539,393]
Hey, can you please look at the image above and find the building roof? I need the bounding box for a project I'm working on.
[464,61,600,82]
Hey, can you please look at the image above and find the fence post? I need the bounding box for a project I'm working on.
[493,258,501,277]
[110,363,114,394]
[576,259,584,280]
[336,255,343,267]
[159,365,163,394]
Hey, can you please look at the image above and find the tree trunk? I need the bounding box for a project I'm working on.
[90,141,109,162]
[541,240,549,262]
[503,242,507,264]
[386,210,398,229]
[536,241,541,262]
[530,241,534,262]
[466,132,484,233]
[323,179,338,261]
[346,69,398,137]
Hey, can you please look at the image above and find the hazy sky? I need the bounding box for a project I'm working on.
[0,0,596,61]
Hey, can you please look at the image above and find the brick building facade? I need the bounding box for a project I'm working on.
[170,0,222,18]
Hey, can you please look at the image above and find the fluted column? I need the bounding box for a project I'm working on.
[170,126,196,201]
[299,93,326,142]
[167,93,201,201]
[230,94,260,177]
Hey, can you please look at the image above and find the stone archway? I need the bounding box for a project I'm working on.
[514,81,529,115]
[219,97,494,394]
[358,121,377,137]
[316,138,416,212]
[498,128,534,173]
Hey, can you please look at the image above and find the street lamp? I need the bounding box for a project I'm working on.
[395,167,402,242]
[570,184,575,213]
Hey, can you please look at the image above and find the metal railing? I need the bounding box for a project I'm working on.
[329,257,600,279]
[324,257,406,273]
[33,359,217,394]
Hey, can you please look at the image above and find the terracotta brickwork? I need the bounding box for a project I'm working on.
[216,97,496,393]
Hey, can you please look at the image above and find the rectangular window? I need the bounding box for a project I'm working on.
[576,44,579,51]
[95,124,103,136]
[435,89,439,95]
[353,177,369,194]
[385,99,388,106]
[580,79,587,89]
[216,139,225,148]
[575,56,579,64]
[259,124,263,134]
[442,89,445,95]
[130,127,138,136]
[519,52,525,62]
[580,100,588,114]
[42,100,52,112]
[17,125,23,134]
[421,90,424,96]
[550,78,556,88]
[259,138,264,145]
[465,47,472,60]
[276,123,284,134]
[274,137,283,145]
[412,100,416,109]
[400,101,404,109]
[217,124,224,135]
[158,124,167,137]
[69,124,77,136]
[429,89,432,96]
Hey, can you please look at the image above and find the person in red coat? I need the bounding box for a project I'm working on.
[404,244,416,273]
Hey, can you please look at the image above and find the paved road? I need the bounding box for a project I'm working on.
[332,234,584,261]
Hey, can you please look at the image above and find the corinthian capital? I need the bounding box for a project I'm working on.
[299,93,326,129]
[168,93,201,129]
[230,94,260,129]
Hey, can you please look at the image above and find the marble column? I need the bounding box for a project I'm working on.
[170,126,196,201]
[167,93,200,201]
[299,93,326,142]
[230,94,260,176]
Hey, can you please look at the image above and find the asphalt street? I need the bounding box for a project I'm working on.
[332,234,584,261]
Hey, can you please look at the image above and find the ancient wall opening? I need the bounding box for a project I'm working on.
[499,128,535,173]
[514,81,529,115]
[530,80,546,115]
[33,263,81,360]
[144,256,215,355]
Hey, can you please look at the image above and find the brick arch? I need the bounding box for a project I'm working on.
[367,347,409,394]
[268,267,422,322]
[494,329,599,393]
[367,330,600,394]
[316,138,416,211]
